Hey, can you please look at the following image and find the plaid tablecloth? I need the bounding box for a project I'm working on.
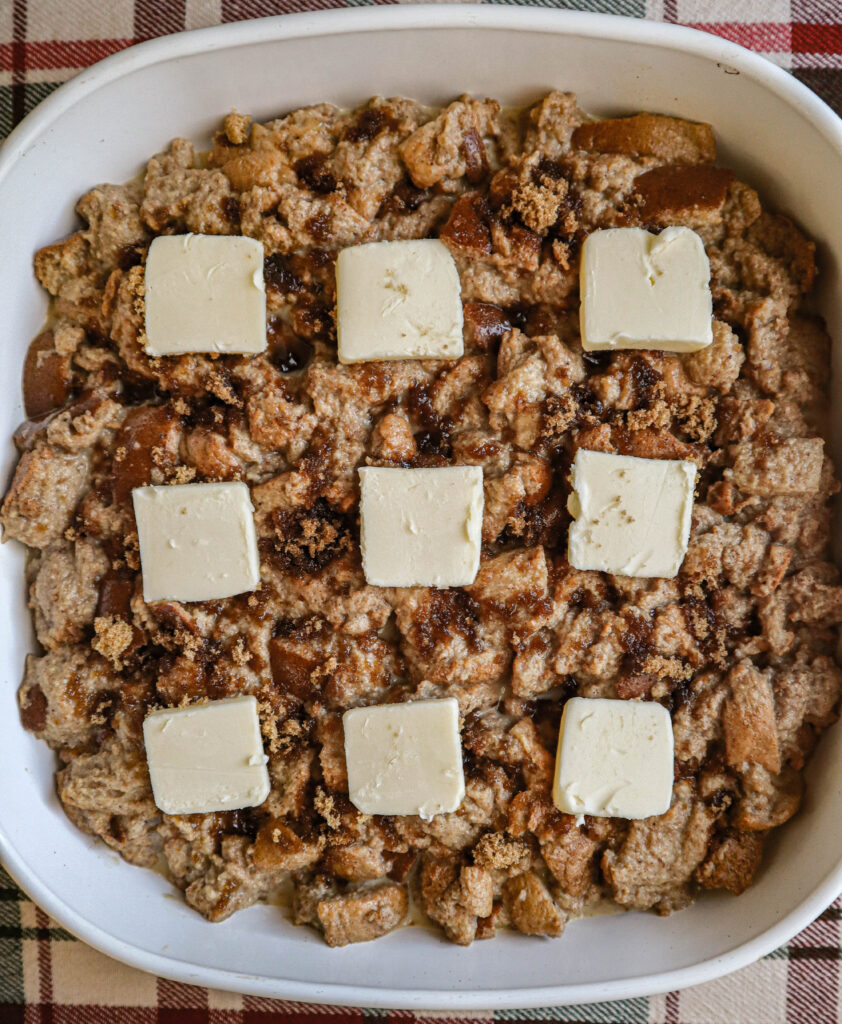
[3,1,842,1021]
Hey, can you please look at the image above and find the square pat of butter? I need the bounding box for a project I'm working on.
[359,466,483,587]
[343,698,465,818]
[143,696,270,815]
[567,448,696,579]
[336,239,463,363]
[580,226,712,352]
[144,234,266,356]
[553,697,673,819]
[133,481,260,603]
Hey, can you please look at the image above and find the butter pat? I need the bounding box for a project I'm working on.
[144,234,266,356]
[133,481,260,602]
[336,239,463,363]
[143,696,270,815]
[580,226,712,352]
[567,448,696,579]
[343,698,465,818]
[359,466,483,587]
[553,697,674,819]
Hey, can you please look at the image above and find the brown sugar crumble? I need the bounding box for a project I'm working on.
[4,94,842,946]
[91,615,134,667]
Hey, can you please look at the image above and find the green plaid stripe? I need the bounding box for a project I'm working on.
[0,871,24,1004]
[764,945,790,961]
[495,1003,649,1021]
[0,82,62,140]
[0,925,75,941]
[482,0,647,14]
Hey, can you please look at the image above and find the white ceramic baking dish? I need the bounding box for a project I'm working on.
[2,6,842,1009]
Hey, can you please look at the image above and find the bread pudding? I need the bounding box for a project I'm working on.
[4,91,842,947]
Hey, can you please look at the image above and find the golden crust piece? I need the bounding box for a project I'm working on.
[503,872,565,937]
[571,113,716,163]
[317,883,408,947]
[696,830,765,895]
[723,661,781,774]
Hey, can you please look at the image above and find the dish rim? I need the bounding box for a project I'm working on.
[2,5,842,1007]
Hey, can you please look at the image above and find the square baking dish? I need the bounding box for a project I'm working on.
[2,6,842,1008]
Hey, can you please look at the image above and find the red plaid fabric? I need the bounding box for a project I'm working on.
[3,1,842,138]
[2,2,842,1021]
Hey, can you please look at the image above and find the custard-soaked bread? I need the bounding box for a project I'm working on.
[4,90,842,945]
